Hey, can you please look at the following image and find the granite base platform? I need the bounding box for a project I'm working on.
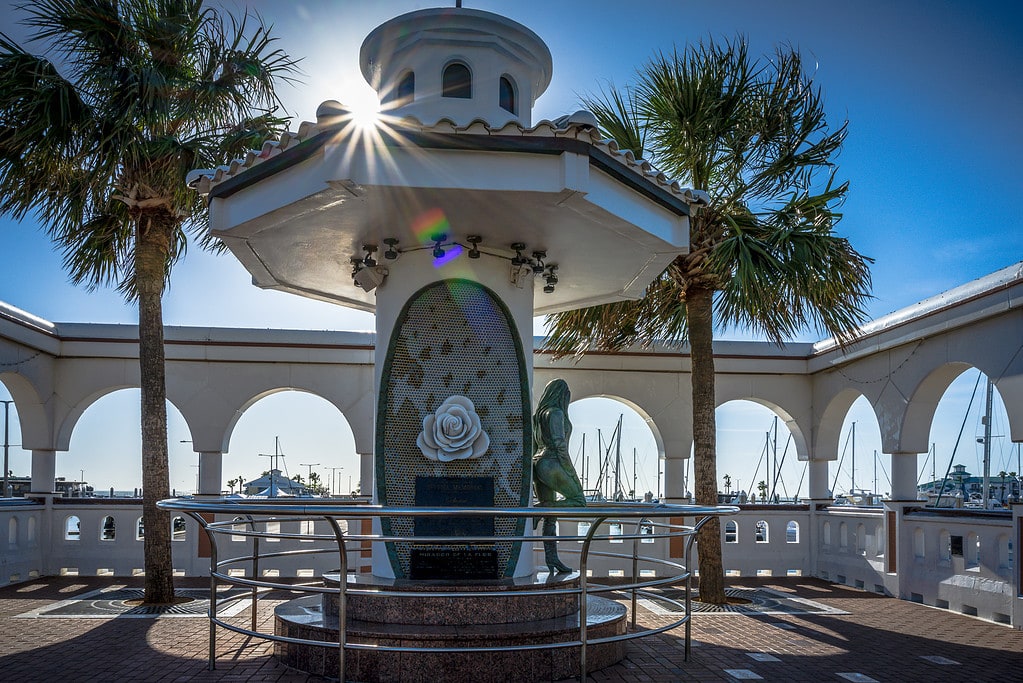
[274,573,627,682]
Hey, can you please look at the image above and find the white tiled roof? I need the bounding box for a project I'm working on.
[187,102,710,207]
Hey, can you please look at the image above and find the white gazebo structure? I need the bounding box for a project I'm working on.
[185,6,711,680]
[189,5,707,579]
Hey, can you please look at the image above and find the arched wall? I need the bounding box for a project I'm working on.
[714,374,811,461]
[2,266,1021,482]
[533,366,684,461]
[815,388,870,462]
[811,304,1023,455]
[217,387,364,455]
[0,371,50,449]
[899,362,975,455]
[167,360,375,454]
[52,357,140,450]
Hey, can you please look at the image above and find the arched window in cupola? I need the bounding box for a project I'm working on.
[442,61,472,99]
[384,70,415,107]
[499,75,517,114]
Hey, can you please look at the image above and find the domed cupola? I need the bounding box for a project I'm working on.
[360,7,552,128]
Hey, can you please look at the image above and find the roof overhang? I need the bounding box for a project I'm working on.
[199,116,704,314]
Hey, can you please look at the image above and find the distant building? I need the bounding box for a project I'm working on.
[4,476,92,498]
[242,469,310,497]
[918,464,1020,506]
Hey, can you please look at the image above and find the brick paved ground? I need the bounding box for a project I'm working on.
[1,576,1020,682]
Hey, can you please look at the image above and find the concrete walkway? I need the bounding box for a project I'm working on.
[1,576,1020,682]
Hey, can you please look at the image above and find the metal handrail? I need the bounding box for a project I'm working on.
[160,498,737,682]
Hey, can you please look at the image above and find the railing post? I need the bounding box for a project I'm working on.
[684,523,693,661]
[684,515,712,662]
[326,516,349,683]
[207,522,219,670]
[578,515,606,682]
[630,518,645,630]
[187,510,220,671]
[249,515,259,631]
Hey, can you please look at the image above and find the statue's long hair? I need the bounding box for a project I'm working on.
[533,379,570,452]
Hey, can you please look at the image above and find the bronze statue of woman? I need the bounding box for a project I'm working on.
[532,379,585,573]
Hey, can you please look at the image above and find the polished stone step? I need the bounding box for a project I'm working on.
[275,592,627,682]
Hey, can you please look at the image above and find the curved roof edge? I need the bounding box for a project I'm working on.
[187,104,709,209]
[0,300,56,334]
[813,260,1023,354]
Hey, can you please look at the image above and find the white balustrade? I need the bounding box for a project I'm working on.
[3,498,1020,628]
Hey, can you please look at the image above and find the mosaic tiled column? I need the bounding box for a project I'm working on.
[371,249,536,579]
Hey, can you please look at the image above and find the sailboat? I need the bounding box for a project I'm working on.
[919,375,1018,509]
[576,414,652,502]
[831,422,884,506]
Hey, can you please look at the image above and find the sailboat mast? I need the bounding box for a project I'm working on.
[851,422,856,493]
[579,433,587,490]
[873,449,877,499]
[771,416,778,502]
[982,377,993,508]
[272,436,280,497]
[614,414,623,500]
[633,447,637,500]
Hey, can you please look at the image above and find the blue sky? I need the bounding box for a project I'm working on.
[0,1,1019,493]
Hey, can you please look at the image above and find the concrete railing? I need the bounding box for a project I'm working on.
[815,506,888,592]
[719,506,814,578]
[897,506,1017,625]
[6,497,372,581]
[4,497,1021,628]
[0,500,45,585]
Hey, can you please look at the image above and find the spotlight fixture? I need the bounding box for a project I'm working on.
[432,234,448,259]
[543,264,559,294]
[466,235,482,259]
[354,265,388,292]
[510,242,527,266]
[531,250,547,274]
[383,238,400,260]
[350,256,364,278]
[362,244,378,267]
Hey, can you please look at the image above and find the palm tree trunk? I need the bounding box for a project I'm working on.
[688,286,726,604]
[137,217,175,604]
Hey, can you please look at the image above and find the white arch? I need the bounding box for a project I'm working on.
[815,388,866,462]
[0,372,50,449]
[899,362,974,454]
[715,396,810,464]
[219,387,362,456]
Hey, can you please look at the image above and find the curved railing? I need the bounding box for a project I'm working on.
[158,498,737,681]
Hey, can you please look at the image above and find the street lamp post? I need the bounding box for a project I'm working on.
[1,399,15,498]
[300,462,320,494]
[328,466,344,497]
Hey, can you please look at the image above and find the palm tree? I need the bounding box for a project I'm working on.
[544,38,872,604]
[0,0,297,603]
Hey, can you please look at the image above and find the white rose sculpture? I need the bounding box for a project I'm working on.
[416,395,490,462]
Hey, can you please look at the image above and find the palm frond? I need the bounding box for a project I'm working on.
[543,264,690,358]
[0,0,299,301]
[548,34,871,353]
[580,83,645,159]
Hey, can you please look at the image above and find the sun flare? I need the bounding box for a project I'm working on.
[345,86,381,129]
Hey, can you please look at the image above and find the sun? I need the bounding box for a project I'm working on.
[345,84,381,129]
